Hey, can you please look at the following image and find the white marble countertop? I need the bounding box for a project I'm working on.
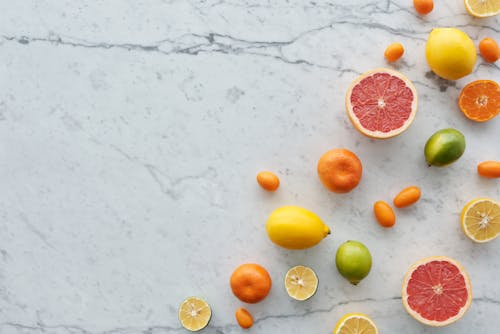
[1,1,499,333]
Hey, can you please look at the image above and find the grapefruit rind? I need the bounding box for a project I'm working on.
[345,68,418,139]
[460,198,500,243]
[333,313,379,334]
[401,256,472,327]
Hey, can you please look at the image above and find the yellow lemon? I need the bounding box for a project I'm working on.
[333,313,378,334]
[266,206,330,249]
[460,198,500,243]
[426,28,476,80]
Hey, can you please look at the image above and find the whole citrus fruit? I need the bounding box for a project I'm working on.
[230,264,272,303]
[266,206,330,250]
[335,240,372,285]
[317,149,362,193]
[426,28,476,80]
[424,128,466,167]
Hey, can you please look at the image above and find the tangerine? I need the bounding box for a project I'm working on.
[458,80,500,122]
[317,149,362,193]
[230,264,272,303]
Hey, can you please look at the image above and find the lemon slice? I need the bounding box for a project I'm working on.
[334,313,378,334]
[178,297,212,332]
[461,198,500,243]
[284,265,318,301]
[464,0,500,17]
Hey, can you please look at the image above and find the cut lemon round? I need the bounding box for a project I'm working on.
[178,297,212,332]
[333,313,378,334]
[284,265,318,301]
[461,198,500,243]
[464,0,500,17]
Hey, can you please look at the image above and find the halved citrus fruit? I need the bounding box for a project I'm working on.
[178,297,212,331]
[333,313,378,334]
[284,265,318,301]
[346,68,418,139]
[464,0,500,18]
[402,256,472,327]
[461,198,500,243]
[458,80,500,122]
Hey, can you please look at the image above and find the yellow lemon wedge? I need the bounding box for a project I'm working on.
[284,265,318,301]
[464,0,500,18]
[178,297,212,332]
[461,198,500,243]
[333,313,378,334]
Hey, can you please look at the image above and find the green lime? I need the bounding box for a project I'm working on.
[424,128,466,167]
[335,240,372,285]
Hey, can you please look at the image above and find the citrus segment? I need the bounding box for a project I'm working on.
[402,257,472,326]
[459,80,500,122]
[464,0,500,18]
[333,313,378,334]
[178,297,212,332]
[284,265,318,301]
[346,68,418,139]
[461,198,500,243]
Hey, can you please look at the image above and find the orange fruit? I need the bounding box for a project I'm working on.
[230,264,272,304]
[402,256,472,327]
[373,200,396,228]
[458,80,500,122]
[235,307,253,329]
[479,38,500,63]
[413,0,434,15]
[345,68,418,139]
[256,171,280,191]
[384,43,404,62]
[477,161,500,178]
[393,186,421,208]
[317,149,362,193]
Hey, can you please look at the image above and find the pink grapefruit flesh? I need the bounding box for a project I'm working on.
[402,256,472,327]
[346,68,418,139]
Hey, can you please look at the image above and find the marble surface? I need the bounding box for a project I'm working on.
[1,0,499,333]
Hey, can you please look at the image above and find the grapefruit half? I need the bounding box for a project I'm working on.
[402,256,472,327]
[346,68,418,139]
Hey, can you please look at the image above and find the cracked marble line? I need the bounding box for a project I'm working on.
[2,296,499,333]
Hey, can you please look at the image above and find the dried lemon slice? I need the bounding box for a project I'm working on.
[178,297,212,332]
[284,265,318,301]
[334,313,378,334]
[461,198,500,243]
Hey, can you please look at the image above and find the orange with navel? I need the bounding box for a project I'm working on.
[230,264,272,304]
[317,149,362,193]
